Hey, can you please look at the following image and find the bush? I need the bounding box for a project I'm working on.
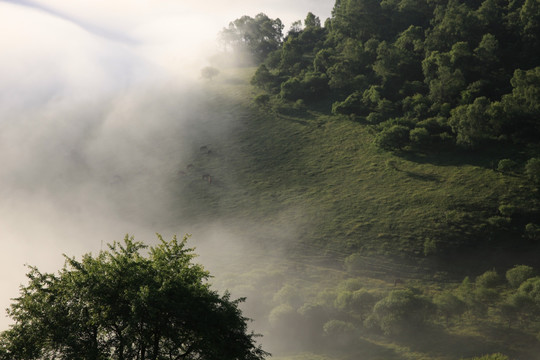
[332,91,365,116]
[323,320,356,336]
[487,216,511,228]
[280,72,329,102]
[253,94,270,107]
[525,158,540,184]
[498,204,516,217]
[434,291,466,326]
[476,269,501,288]
[410,127,431,147]
[374,125,411,150]
[268,304,296,327]
[525,223,540,241]
[344,253,364,273]
[365,289,434,335]
[506,265,535,288]
[497,159,518,172]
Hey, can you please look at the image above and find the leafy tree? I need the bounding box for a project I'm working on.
[251,64,279,92]
[365,289,434,335]
[220,14,284,63]
[448,96,492,147]
[304,12,321,29]
[331,0,383,40]
[374,125,411,150]
[0,235,268,360]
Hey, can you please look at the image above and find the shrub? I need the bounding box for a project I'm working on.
[344,253,364,273]
[506,265,535,288]
[268,304,296,327]
[365,289,434,335]
[498,204,516,217]
[410,127,431,147]
[487,216,511,228]
[476,269,500,288]
[374,125,410,150]
[332,91,365,116]
[525,158,540,184]
[323,320,356,336]
[497,159,517,172]
[253,94,270,107]
[434,291,466,326]
[525,223,540,241]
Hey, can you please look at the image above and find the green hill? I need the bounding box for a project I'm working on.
[161,0,540,357]
[160,67,540,360]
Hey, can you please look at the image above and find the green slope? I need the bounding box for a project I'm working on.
[171,67,539,272]
[163,68,540,360]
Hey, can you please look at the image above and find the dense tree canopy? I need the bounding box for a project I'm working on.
[235,0,540,152]
[0,235,268,360]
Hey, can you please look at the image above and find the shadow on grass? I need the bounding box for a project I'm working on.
[397,142,532,171]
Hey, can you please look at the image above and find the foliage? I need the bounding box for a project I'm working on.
[365,289,434,335]
[0,235,268,360]
[476,269,501,288]
[434,291,466,326]
[220,13,284,63]
[233,0,540,152]
[253,94,271,107]
[506,265,535,288]
[374,125,410,150]
[497,159,518,172]
[525,158,540,184]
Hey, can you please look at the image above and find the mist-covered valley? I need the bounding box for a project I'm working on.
[3,1,540,359]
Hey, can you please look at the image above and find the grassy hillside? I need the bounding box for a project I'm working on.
[164,67,540,360]
[170,67,539,271]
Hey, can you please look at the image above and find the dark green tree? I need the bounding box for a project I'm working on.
[0,235,268,360]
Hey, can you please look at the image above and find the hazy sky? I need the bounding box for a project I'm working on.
[0,0,334,330]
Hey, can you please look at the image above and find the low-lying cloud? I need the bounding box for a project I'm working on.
[0,0,333,330]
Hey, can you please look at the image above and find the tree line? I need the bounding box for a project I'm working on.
[222,0,540,152]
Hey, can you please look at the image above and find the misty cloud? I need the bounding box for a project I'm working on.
[0,0,332,330]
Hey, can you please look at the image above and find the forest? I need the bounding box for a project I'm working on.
[224,0,540,151]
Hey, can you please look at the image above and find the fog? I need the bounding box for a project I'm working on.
[0,0,334,331]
